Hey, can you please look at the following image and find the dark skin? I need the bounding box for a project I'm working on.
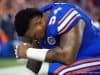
[18,17,45,73]
[15,15,85,65]
[46,20,85,64]
[20,37,42,73]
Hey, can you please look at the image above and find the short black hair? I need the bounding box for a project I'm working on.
[14,8,43,36]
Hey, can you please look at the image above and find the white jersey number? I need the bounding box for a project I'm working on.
[49,7,62,25]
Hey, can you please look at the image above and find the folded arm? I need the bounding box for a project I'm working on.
[46,20,85,64]
[15,20,85,65]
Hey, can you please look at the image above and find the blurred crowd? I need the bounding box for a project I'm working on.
[0,0,100,58]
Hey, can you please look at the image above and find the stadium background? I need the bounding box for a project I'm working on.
[0,0,99,75]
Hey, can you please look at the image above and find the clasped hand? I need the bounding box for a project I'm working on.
[15,42,32,58]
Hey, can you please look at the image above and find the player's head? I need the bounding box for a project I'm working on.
[14,8,46,41]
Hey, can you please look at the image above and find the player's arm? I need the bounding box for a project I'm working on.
[46,19,85,64]
[26,46,42,73]
[21,37,42,74]
[15,20,85,65]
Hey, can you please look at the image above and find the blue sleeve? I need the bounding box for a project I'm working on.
[57,7,82,35]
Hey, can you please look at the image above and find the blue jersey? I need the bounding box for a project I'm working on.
[39,3,100,75]
[39,3,82,48]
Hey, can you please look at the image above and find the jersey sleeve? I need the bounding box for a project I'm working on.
[57,8,82,35]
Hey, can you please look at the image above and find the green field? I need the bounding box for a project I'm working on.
[0,58,47,75]
[0,58,26,68]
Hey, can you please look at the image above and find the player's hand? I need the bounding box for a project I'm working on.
[15,42,32,58]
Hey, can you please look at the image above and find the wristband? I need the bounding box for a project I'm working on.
[26,48,49,61]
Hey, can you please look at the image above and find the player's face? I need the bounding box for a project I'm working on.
[24,16,46,41]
